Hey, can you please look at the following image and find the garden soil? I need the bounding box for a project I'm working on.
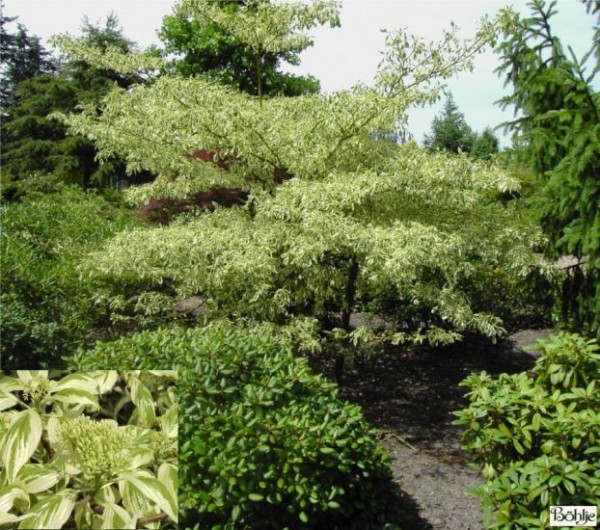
[335,328,553,529]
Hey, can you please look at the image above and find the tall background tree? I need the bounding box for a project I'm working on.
[424,92,500,159]
[159,0,324,96]
[0,8,53,109]
[495,0,599,338]
[1,13,153,194]
[1,9,54,182]
[424,93,476,153]
[470,126,500,160]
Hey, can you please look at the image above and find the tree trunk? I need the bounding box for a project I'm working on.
[335,257,359,384]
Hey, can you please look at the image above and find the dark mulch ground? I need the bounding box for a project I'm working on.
[332,329,552,529]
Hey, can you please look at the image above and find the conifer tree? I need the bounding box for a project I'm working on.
[1,15,154,192]
[0,10,53,109]
[471,127,500,160]
[424,93,475,154]
[495,0,600,337]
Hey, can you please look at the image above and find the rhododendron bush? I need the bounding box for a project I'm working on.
[0,370,177,529]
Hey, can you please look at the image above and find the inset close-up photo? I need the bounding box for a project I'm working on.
[0,370,178,529]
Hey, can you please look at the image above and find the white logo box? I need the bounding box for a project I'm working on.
[550,506,597,527]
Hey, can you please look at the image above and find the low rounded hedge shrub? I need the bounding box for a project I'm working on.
[454,332,600,529]
[69,325,401,529]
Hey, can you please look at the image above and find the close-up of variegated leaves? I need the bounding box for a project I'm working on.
[0,370,178,529]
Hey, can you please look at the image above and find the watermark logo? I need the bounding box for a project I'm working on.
[550,506,597,527]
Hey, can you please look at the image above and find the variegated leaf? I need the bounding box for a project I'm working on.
[96,483,118,504]
[74,501,90,529]
[129,379,155,428]
[157,462,177,509]
[18,489,76,529]
[46,416,60,445]
[51,389,99,411]
[0,484,29,513]
[0,512,25,526]
[148,370,177,380]
[15,464,61,494]
[1,408,42,482]
[51,374,98,394]
[159,403,178,439]
[119,470,177,523]
[16,371,48,384]
[91,371,119,394]
[119,476,151,516]
[99,502,137,529]
[0,376,23,393]
[130,448,154,470]
[0,391,19,412]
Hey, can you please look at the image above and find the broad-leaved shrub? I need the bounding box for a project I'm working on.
[0,183,138,368]
[454,333,600,529]
[69,325,401,529]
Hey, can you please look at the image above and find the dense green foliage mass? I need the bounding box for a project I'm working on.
[424,94,477,154]
[495,0,600,337]
[470,127,500,161]
[159,0,322,96]
[1,74,97,191]
[0,12,53,109]
[455,333,600,529]
[69,325,402,529]
[0,179,138,368]
[1,15,153,193]
[424,93,499,159]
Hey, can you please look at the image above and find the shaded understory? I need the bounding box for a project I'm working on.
[320,329,551,529]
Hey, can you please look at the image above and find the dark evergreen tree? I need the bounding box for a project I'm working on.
[470,127,500,160]
[159,0,321,96]
[495,0,599,337]
[423,93,476,154]
[0,10,53,109]
[2,75,87,185]
[67,14,139,99]
[1,14,153,193]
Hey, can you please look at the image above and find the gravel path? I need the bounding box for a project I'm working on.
[336,329,553,529]
[385,441,482,529]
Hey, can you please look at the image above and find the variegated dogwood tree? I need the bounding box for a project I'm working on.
[0,370,178,529]
[54,1,551,376]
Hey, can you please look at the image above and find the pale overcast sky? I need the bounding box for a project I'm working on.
[3,0,596,146]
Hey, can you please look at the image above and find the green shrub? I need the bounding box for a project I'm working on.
[454,333,600,529]
[0,370,178,529]
[459,266,555,332]
[69,325,401,529]
[0,182,138,368]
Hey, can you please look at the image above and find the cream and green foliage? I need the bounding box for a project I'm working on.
[55,1,549,347]
[179,0,340,101]
[0,370,177,529]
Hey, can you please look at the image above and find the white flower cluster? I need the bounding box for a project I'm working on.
[56,416,136,483]
[22,377,51,404]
